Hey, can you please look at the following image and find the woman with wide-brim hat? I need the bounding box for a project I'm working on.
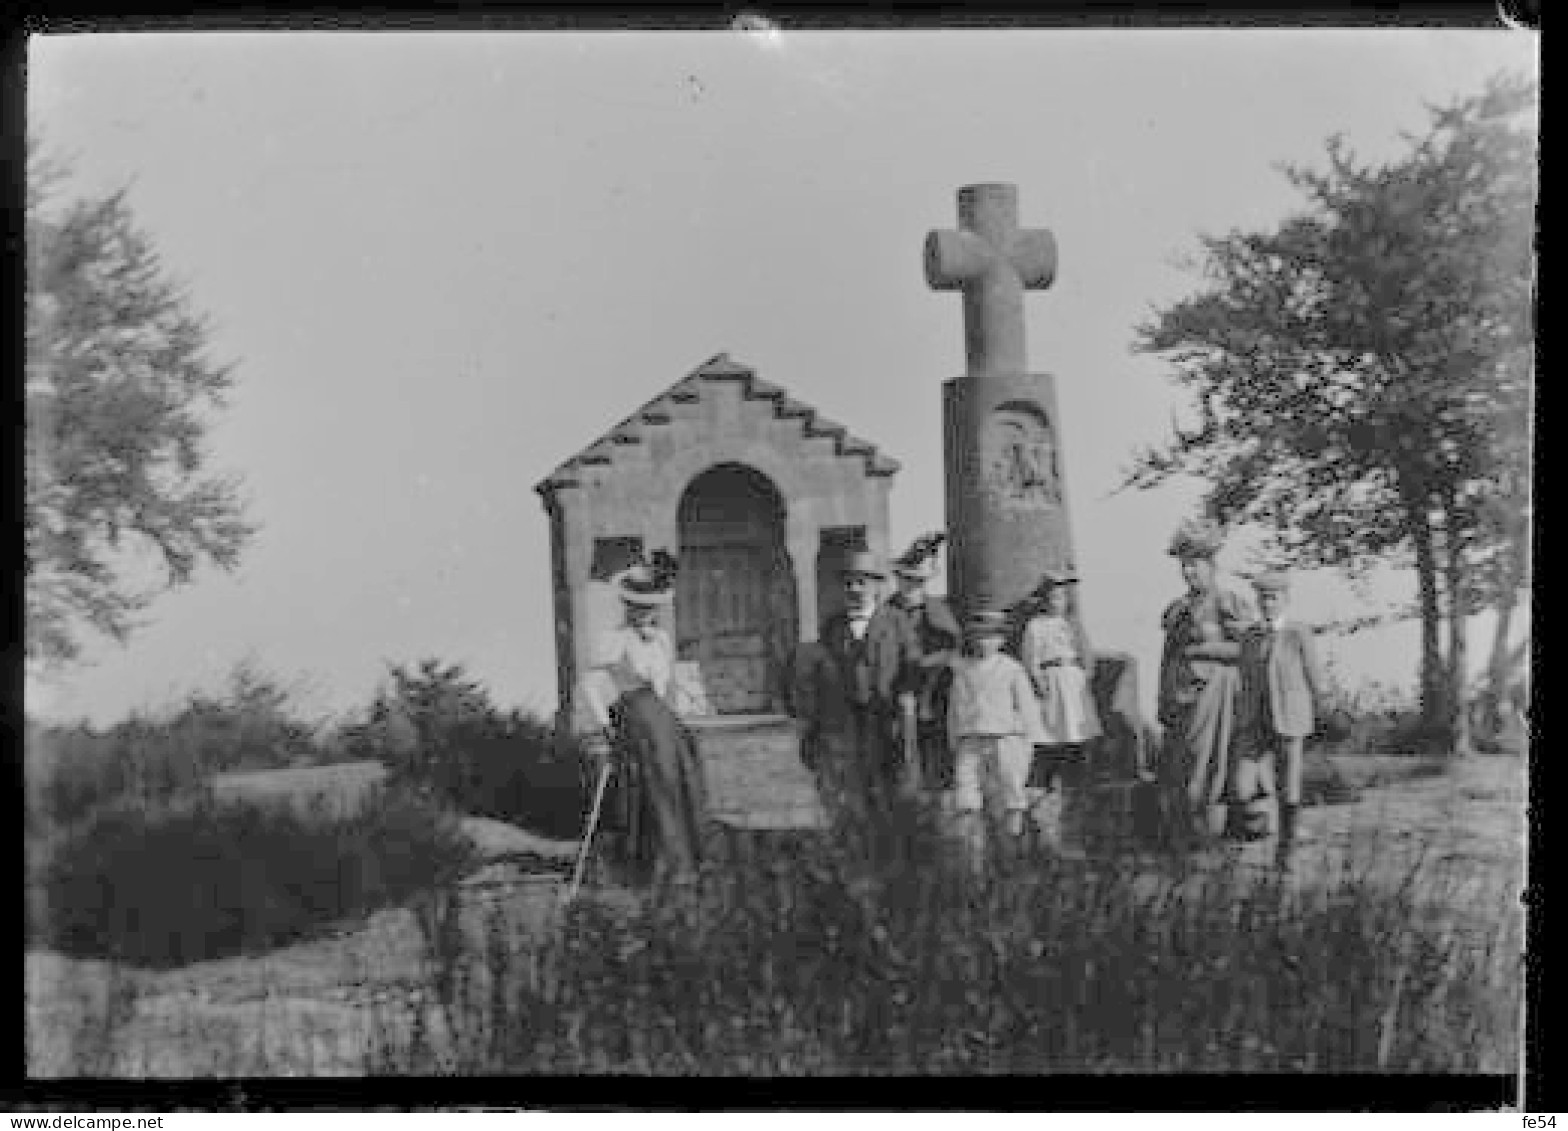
[1020,568,1103,756]
[886,533,962,795]
[1156,517,1257,846]
[584,555,710,886]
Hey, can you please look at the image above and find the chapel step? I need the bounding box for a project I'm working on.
[687,714,829,831]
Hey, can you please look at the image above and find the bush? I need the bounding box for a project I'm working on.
[34,785,475,968]
[435,721,587,842]
[26,715,209,834]
[26,662,335,833]
[394,812,1519,1075]
[346,659,586,840]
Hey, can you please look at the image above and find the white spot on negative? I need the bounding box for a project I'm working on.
[731,12,784,48]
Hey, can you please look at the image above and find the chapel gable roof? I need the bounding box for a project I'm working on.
[534,353,900,496]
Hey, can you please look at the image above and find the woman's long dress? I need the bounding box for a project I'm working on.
[1021,615,1104,745]
[594,627,709,882]
[1157,588,1254,816]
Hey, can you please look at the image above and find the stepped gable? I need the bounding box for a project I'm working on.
[534,353,900,497]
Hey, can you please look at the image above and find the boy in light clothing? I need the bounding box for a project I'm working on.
[947,609,1046,870]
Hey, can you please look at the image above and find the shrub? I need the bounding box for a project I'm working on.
[391,810,1519,1076]
[26,662,334,833]
[34,785,475,968]
[435,721,587,842]
[346,659,586,840]
[26,714,208,834]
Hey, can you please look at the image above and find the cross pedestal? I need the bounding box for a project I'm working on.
[925,182,1079,621]
[927,190,1163,854]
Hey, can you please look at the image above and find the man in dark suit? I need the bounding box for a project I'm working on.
[792,549,917,829]
[884,534,962,795]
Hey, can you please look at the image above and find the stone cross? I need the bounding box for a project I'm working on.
[926,182,1075,622]
[927,184,1151,797]
[924,183,1056,375]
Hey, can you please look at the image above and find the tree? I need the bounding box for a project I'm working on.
[26,139,255,666]
[1123,74,1535,753]
[357,659,504,782]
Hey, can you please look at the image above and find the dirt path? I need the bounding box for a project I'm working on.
[25,752,1526,1078]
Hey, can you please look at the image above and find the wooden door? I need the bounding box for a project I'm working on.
[676,463,795,715]
[677,545,774,714]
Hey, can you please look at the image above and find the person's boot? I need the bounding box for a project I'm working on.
[1003,809,1028,868]
[1276,803,1298,870]
[1057,785,1088,860]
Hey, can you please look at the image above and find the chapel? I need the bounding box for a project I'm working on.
[535,352,900,726]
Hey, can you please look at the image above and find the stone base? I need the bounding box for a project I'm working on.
[687,714,829,831]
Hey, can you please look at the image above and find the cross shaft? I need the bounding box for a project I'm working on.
[924,183,1056,375]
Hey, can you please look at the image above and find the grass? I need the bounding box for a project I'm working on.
[32,784,476,969]
[25,655,585,982]
[25,659,1519,1077]
[378,800,1520,1076]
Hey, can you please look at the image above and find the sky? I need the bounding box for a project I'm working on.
[25,28,1537,726]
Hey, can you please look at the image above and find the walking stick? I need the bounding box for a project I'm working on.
[564,735,615,906]
[900,695,922,798]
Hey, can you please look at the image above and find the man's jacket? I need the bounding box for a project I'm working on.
[791,603,917,740]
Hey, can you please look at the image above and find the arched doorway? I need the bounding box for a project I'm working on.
[676,463,797,715]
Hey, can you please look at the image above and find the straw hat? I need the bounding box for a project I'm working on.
[616,564,673,607]
[892,532,945,581]
[1250,570,1292,595]
[1168,516,1225,560]
[963,609,1011,639]
[841,550,886,580]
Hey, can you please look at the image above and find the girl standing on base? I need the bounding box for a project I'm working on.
[1020,570,1103,850]
[947,609,1046,871]
[1021,571,1103,776]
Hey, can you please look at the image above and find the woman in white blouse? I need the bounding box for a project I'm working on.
[595,598,674,701]
[582,557,708,885]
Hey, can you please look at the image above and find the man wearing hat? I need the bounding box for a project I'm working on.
[885,533,963,795]
[791,548,918,829]
[1238,570,1326,867]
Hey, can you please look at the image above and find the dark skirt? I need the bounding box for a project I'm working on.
[605,687,709,883]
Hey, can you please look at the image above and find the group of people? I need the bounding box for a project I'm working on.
[573,515,1327,887]
[1157,517,1326,866]
[791,534,1105,868]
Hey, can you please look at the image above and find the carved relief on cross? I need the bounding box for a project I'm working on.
[924,182,1056,376]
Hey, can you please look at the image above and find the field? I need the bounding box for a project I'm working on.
[24,744,1525,1078]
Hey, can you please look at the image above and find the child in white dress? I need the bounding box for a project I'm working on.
[1021,573,1103,757]
[947,609,1047,871]
[1020,571,1103,851]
